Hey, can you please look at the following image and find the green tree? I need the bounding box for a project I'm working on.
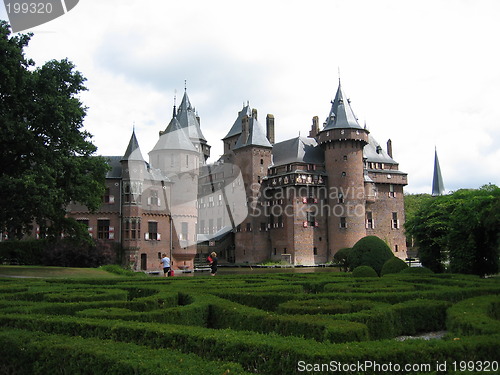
[0,21,108,240]
[405,185,500,276]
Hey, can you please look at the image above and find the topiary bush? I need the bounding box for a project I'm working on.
[352,265,378,278]
[347,236,394,275]
[333,247,351,272]
[381,257,408,276]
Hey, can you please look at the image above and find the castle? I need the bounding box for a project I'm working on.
[66,81,408,271]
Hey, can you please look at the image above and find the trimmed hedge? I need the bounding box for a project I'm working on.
[0,272,499,374]
[0,328,250,375]
[381,257,408,276]
[447,295,500,336]
[352,265,378,278]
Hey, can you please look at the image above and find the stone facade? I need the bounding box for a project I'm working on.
[64,82,408,271]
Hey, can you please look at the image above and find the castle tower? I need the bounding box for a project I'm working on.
[149,112,201,270]
[120,130,147,270]
[317,82,369,257]
[231,109,273,262]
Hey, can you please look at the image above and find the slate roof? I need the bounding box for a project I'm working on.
[175,91,207,142]
[223,104,252,140]
[323,82,363,131]
[104,156,123,178]
[121,131,145,162]
[272,136,324,167]
[233,117,272,150]
[151,116,197,153]
[363,134,397,164]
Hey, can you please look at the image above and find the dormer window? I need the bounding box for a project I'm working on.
[376,145,382,154]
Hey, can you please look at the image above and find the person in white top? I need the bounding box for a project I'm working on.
[160,253,171,277]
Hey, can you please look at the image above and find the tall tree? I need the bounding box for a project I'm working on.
[405,185,500,276]
[0,21,108,240]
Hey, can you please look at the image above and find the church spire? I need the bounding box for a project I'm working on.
[122,128,145,162]
[432,147,445,196]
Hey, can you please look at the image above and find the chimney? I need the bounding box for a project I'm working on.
[266,114,275,144]
[251,108,258,120]
[309,116,319,138]
[387,139,393,158]
[241,115,249,145]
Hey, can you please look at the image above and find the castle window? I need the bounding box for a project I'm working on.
[148,190,159,206]
[338,193,344,204]
[389,184,396,197]
[209,219,214,235]
[343,155,347,161]
[339,217,347,228]
[307,211,316,227]
[391,212,400,229]
[246,223,252,232]
[341,172,346,177]
[366,211,374,229]
[186,155,189,167]
[199,220,205,234]
[274,248,277,255]
[313,247,318,255]
[146,221,159,241]
[97,219,112,240]
[260,158,264,165]
[395,244,399,253]
[180,222,188,241]
[103,188,114,204]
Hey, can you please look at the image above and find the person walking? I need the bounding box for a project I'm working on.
[160,253,171,277]
[209,251,218,276]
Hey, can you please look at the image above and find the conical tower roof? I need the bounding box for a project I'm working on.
[176,91,207,142]
[151,116,197,152]
[323,81,363,131]
[121,130,145,161]
[432,148,445,196]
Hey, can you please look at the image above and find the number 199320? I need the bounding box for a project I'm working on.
[6,2,53,14]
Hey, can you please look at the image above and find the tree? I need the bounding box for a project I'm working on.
[347,236,394,275]
[0,21,108,240]
[405,185,500,276]
[333,247,351,272]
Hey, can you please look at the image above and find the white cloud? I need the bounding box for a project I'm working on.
[1,0,499,193]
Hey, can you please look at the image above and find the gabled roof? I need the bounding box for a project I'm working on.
[233,117,272,150]
[363,134,397,164]
[223,104,251,140]
[175,91,207,142]
[272,136,324,167]
[432,148,445,196]
[151,116,197,153]
[121,130,145,162]
[323,82,363,131]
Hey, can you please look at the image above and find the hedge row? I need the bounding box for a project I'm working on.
[447,295,500,336]
[0,328,250,375]
[0,313,498,375]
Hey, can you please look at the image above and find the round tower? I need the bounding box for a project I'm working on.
[317,83,369,257]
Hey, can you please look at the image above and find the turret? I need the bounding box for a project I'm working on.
[317,82,369,257]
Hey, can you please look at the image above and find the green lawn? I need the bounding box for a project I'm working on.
[0,265,121,279]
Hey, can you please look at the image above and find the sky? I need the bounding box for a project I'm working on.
[2,0,499,194]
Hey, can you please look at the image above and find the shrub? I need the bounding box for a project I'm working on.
[381,257,408,276]
[347,236,394,275]
[400,266,434,275]
[352,265,378,278]
[333,247,351,271]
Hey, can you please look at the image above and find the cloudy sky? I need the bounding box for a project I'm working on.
[2,0,499,194]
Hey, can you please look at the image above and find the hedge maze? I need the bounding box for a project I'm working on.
[0,272,499,374]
